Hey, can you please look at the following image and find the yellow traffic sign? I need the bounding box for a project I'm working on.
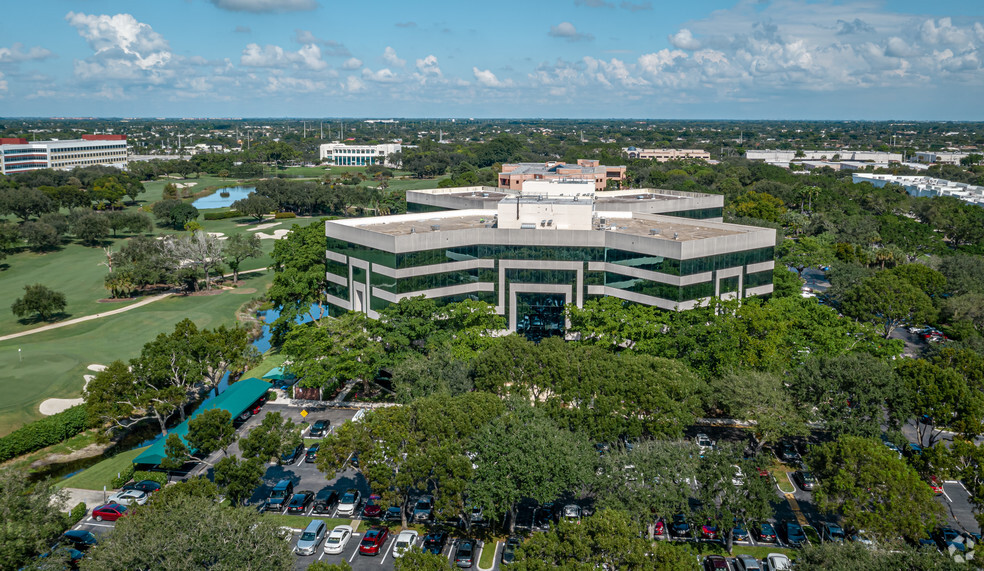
[300,409,308,418]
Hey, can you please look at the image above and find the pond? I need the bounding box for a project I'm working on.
[191,186,255,209]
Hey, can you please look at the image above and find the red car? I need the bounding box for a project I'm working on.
[701,523,719,540]
[654,518,665,537]
[92,503,128,522]
[362,500,383,518]
[359,526,389,555]
[928,476,944,495]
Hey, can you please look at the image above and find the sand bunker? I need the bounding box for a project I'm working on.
[247,222,282,231]
[207,232,229,241]
[256,229,290,240]
[39,369,100,416]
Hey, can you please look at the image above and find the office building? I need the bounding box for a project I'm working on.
[0,135,129,175]
[622,147,710,161]
[853,173,984,206]
[318,142,401,167]
[325,182,774,337]
[913,151,970,165]
[498,159,626,191]
[745,150,903,163]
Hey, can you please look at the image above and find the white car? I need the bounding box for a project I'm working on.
[108,489,148,506]
[336,489,361,516]
[732,465,745,486]
[323,525,353,554]
[764,553,791,571]
[695,433,714,453]
[392,529,419,558]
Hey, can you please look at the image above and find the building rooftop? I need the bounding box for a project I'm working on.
[595,191,689,204]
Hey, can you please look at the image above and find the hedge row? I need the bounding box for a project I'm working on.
[66,502,88,526]
[111,464,136,489]
[0,404,88,463]
[274,212,297,219]
[204,210,241,220]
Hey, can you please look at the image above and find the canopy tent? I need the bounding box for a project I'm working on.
[133,377,272,466]
[262,367,295,381]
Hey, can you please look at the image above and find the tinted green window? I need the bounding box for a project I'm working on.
[326,281,349,299]
[745,270,773,289]
[606,249,679,274]
[604,272,682,301]
[663,207,724,220]
[327,259,347,278]
[719,276,740,294]
[505,269,576,285]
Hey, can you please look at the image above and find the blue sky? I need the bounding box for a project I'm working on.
[0,0,981,119]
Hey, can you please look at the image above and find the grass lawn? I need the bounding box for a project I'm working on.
[0,429,101,471]
[771,466,796,493]
[56,445,148,490]
[241,349,286,382]
[0,272,272,436]
[479,536,499,568]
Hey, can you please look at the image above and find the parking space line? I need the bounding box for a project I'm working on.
[784,493,809,527]
[349,544,360,562]
[380,536,396,564]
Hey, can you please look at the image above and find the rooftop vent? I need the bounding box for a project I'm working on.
[547,220,553,226]
[673,232,679,240]
[541,220,546,227]
[410,227,415,234]
[482,193,489,198]
[521,223,536,230]
[649,228,661,235]
[430,225,441,231]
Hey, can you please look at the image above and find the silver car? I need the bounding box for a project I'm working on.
[295,519,326,555]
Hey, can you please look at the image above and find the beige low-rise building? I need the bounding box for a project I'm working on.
[622,147,710,161]
[498,159,626,191]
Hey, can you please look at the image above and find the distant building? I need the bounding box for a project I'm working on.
[319,142,401,167]
[622,147,710,162]
[746,150,903,163]
[913,151,969,165]
[498,159,626,191]
[852,173,984,206]
[325,183,773,337]
[0,135,129,175]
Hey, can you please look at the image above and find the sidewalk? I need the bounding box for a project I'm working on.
[59,487,112,510]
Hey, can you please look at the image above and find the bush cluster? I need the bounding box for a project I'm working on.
[111,464,136,489]
[274,211,296,219]
[66,502,88,526]
[203,210,242,221]
[0,405,88,463]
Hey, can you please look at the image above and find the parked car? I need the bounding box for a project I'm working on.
[670,514,691,538]
[413,495,434,522]
[323,525,352,555]
[468,504,484,525]
[454,538,477,568]
[122,480,162,493]
[935,527,967,552]
[764,553,791,571]
[732,465,745,486]
[851,530,875,548]
[361,500,382,518]
[756,522,777,543]
[311,489,340,515]
[733,520,749,542]
[108,489,148,506]
[695,433,715,454]
[783,521,806,547]
[700,523,718,540]
[295,519,327,555]
[703,555,728,570]
[734,553,761,571]
[280,443,304,465]
[92,503,127,522]
[359,526,389,556]
[60,529,98,551]
[336,489,362,516]
[778,442,801,463]
[820,522,846,543]
[287,490,314,514]
[422,531,448,554]
[561,504,582,524]
[392,530,419,558]
[905,442,924,458]
[501,536,520,565]
[653,518,666,537]
[309,419,330,438]
[305,443,320,463]
[39,544,85,566]
[928,475,944,495]
[384,505,404,521]
[264,479,294,512]
[793,470,817,491]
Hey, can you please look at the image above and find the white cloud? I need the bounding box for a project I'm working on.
[382,46,405,67]
[342,57,362,70]
[267,75,325,92]
[395,21,417,28]
[240,43,327,70]
[473,67,512,88]
[668,29,700,50]
[548,22,594,42]
[293,30,350,56]
[208,0,316,13]
[66,12,171,71]
[416,55,442,77]
[0,43,54,63]
[0,71,6,92]
[362,67,398,82]
[344,75,366,92]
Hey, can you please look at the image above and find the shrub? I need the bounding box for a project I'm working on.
[274,212,296,219]
[66,502,88,526]
[266,390,277,402]
[0,405,88,463]
[204,210,241,221]
[111,464,135,489]
[133,470,168,486]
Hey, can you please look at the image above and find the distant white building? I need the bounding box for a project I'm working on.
[0,135,129,175]
[622,147,711,161]
[913,151,970,165]
[746,150,903,163]
[852,173,984,206]
[319,142,401,167]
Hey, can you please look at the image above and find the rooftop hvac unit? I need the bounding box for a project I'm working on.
[649,228,660,235]
[482,193,489,197]
[599,218,607,225]
[410,227,415,234]
[430,225,441,231]
[541,220,546,227]
[521,223,536,229]
[547,220,553,226]
[673,232,679,240]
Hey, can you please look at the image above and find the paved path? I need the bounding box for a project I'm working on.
[0,293,174,343]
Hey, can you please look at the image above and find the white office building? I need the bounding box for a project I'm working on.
[0,135,129,175]
[746,150,903,163]
[319,142,401,167]
[913,151,970,165]
[852,173,984,206]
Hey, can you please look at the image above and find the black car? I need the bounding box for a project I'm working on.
[756,522,777,543]
[778,442,801,463]
[501,536,521,565]
[280,443,304,465]
[310,419,330,438]
[384,505,404,521]
[455,539,477,568]
[286,490,314,514]
[123,479,162,493]
[670,514,691,538]
[60,529,98,551]
[793,471,817,491]
[311,489,339,515]
[305,443,320,463]
[421,531,448,554]
[784,521,807,547]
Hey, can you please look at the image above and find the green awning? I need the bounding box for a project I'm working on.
[262,367,295,381]
[133,377,272,466]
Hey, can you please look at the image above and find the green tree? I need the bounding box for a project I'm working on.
[797,541,962,570]
[72,212,111,246]
[163,231,224,290]
[808,435,944,543]
[11,283,66,321]
[711,370,806,453]
[960,153,983,167]
[214,455,266,507]
[778,234,836,277]
[0,186,55,221]
[19,221,60,251]
[392,550,446,570]
[153,199,199,230]
[231,193,276,222]
[224,232,262,282]
[893,359,984,446]
[268,220,332,339]
[842,271,936,338]
[0,468,68,570]
[888,263,948,299]
[79,493,294,570]
[308,562,353,571]
[0,220,20,260]
[239,411,302,464]
[159,408,238,471]
[728,190,787,222]
[282,314,384,392]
